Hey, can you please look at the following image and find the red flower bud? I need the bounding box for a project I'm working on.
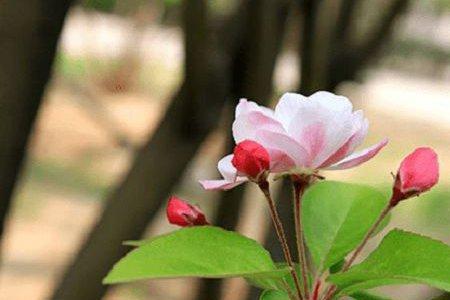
[166,196,209,227]
[232,140,270,180]
[391,147,439,206]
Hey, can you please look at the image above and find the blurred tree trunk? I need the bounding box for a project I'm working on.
[49,1,250,299]
[196,1,291,299]
[251,0,411,299]
[0,0,73,247]
[326,0,410,90]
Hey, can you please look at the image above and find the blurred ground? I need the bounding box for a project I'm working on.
[0,8,449,300]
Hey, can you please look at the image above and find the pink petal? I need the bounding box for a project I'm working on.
[256,130,310,168]
[319,111,369,168]
[326,138,388,170]
[267,148,297,173]
[235,98,275,119]
[199,179,247,191]
[235,98,260,118]
[232,110,285,143]
[287,98,354,168]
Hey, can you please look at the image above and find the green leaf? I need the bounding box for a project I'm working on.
[303,181,388,271]
[329,230,450,295]
[104,226,289,284]
[260,290,290,300]
[329,259,346,274]
[246,263,303,291]
[350,291,392,300]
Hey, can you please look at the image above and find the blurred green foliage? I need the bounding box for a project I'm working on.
[82,0,117,13]
[430,0,450,13]
[28,160,109,199]
[163,0,181,7]
[55,53,88,79]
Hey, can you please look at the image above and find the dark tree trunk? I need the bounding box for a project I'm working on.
[256,1,411,299]
[197,1,292,299]
[0,0,73,245]
[49,1,242,299]
[326,0,410,90]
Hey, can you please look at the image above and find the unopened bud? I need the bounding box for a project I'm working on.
[391,147,439,206]
[166,196,209,227]
[231,140,270,180]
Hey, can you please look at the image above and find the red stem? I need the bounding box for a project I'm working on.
[259,180,304,300]
[292,179,310,299]
[312,280,321,300]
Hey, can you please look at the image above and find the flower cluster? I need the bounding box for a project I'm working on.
[167,91,439,230]
[127,91,442,300]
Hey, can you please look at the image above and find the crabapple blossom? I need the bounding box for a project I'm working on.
[200,91,388,190]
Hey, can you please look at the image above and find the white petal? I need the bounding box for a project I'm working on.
[199,179,247,191]
[218,155,237,182]
[326,138,388,170]
[274,93,308,130]
[308,91,353,113]
[235,98,274,119]
[347,110,369,153]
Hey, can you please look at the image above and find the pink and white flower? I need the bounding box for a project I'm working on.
[200,91,388,190]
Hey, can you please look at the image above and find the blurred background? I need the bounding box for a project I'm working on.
[0,0,449,299]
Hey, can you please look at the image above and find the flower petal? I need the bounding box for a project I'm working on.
[233,102,285,143]
[256,130,310,168]
[287,93,355,168]
[308,91,353,113]
[267,148,297,173]
[274,93,308,130]
[235,98,274,119]
[319,110,369,168]
[326,138,388,170]
[218,155,237,182]
[199,179,247,191]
